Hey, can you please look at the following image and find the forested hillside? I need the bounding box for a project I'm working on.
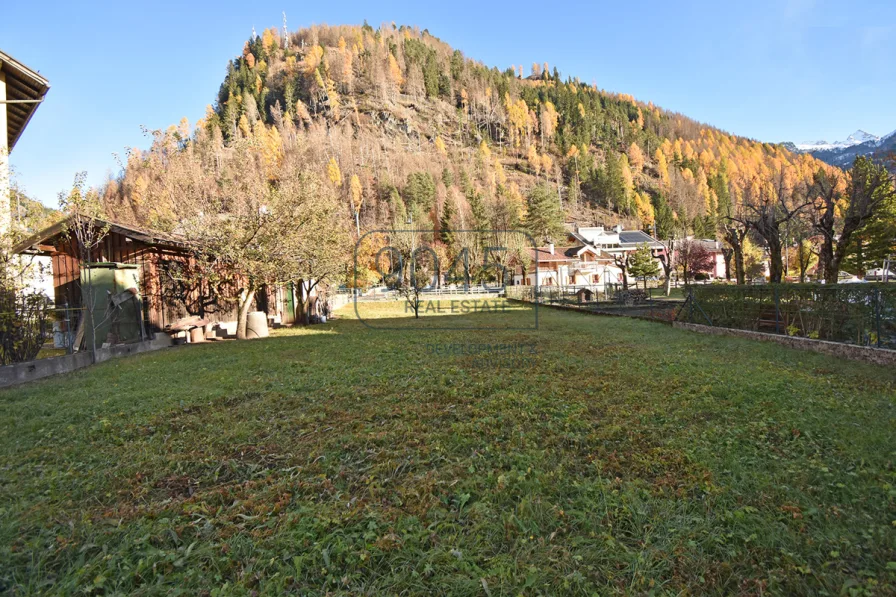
[101,23,840,282]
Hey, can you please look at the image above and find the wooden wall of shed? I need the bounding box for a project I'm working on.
[49,230,241,332]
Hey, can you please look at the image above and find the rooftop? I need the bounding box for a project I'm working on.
[12,216,190,255]
[529,245,613,263]
[1,50,51,152]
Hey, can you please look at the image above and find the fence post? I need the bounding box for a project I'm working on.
[774,286,781,335]
[64,302,73,355]
[876,288,882,348]
[688,290,694,322]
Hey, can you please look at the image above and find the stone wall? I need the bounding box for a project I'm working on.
[0,334,174,389]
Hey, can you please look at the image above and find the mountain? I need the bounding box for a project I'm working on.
[795,130,880,152]
[784,129,896,170]
[103,23,836,242]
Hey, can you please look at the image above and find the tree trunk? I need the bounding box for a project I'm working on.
[767,239,784,283]
[724,228,747,285]
[733,245,745,285]
[722,248,733,281]
[236,286,255,340]
[295,279,318,324]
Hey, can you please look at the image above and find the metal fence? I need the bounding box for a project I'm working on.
[677,283,896,349]
[505,284,683,321]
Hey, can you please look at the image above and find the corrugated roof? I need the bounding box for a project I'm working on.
[1,50,50,151]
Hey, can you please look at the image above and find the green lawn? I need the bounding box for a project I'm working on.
[1,299,895,595]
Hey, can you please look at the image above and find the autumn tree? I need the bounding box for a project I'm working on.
[796,238,817,283]
[278,164,352,323]
[628,142,645,174]
[677,239,713,286]
[539,101,559,151]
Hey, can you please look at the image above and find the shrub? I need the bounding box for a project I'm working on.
[0,285,52,365]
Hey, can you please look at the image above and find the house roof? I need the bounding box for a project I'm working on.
[692,239,724,252]
[569,228,663,249]
[618,230,659,245]
[529,245,613,263]
[12,216,191,255]
[1,50,50,152]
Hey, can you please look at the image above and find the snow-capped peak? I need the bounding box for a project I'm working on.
[795,130,881,152]
[845,130,878,145]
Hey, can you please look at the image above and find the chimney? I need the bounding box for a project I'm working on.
[615,224,623,233]
[548,243,555,255]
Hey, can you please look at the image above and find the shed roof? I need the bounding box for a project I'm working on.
[12,217,190,255]
[1,50,50,151]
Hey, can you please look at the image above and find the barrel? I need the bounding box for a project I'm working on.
[246,311,270,339]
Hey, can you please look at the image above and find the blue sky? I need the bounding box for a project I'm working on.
[3,0,894,207]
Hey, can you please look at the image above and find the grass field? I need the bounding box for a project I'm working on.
[1,299,895,595]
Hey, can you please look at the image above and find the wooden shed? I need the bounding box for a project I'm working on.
[12,217,298,334]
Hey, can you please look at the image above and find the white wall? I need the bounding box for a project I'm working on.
[0,71,10,238]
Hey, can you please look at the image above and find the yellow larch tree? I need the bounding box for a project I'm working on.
[238,114,251,138]
[527,144,541,178]
[635,191,655,225]
[539,101,559,150]
[628,142,645,174]
[304,45,325,75]
[326,157,342,187]
[387,53,404,92]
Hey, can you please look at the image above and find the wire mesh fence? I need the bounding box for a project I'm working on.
[505,284,683,321]
[677,283,896,349]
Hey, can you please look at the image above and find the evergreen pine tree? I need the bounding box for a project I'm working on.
[628,244,660,289]
[439,196,456,248]
[441,167,454,188]
[524,182,564,243]
[652,195,675,239]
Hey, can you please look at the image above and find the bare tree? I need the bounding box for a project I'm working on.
[612,252,631,290]
[677,239,714,286]
[59,173,110,360]
[657,236,676,295]
[730,171,812,283]
[721,221,749,284]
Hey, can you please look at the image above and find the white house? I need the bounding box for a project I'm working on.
[513,243,624,289]
[1,51,52,297]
